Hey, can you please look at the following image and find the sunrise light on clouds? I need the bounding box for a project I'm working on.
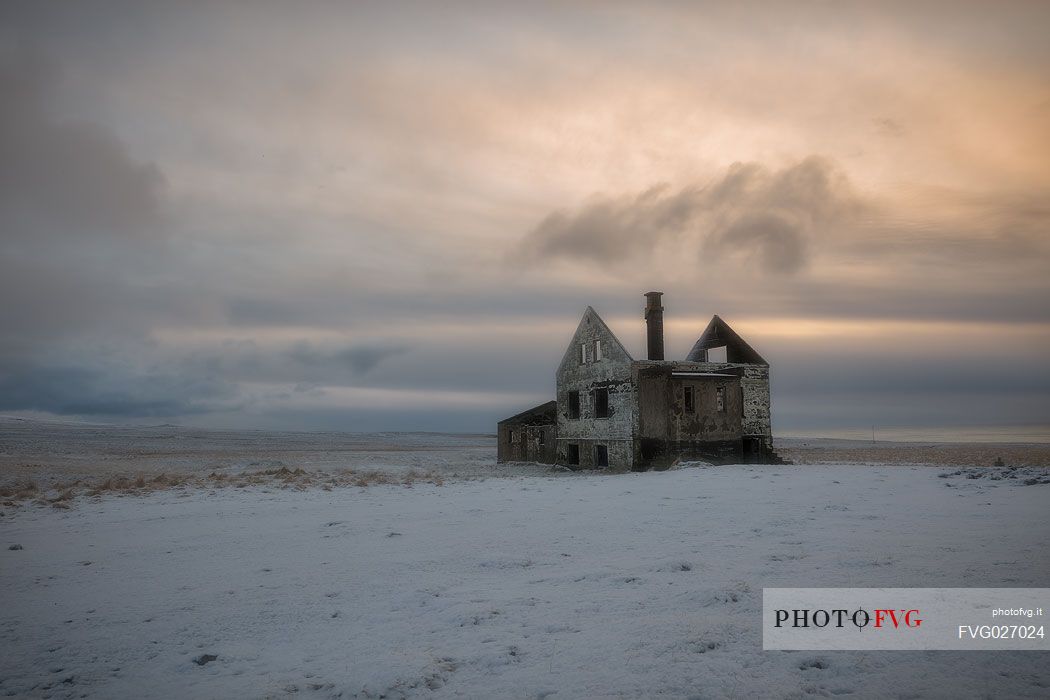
[1,1,1048,433]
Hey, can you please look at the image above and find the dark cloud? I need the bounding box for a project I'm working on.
[0,49,212,421]
[0,362,236,417]
[873,117,905,137]
[226,298,306,327]
[522,157,864,274]
[525,183,698,262]
[211,406,501,434]
[156,341,414,392]
[773,391,1050,432]
[287,342,411,375]
[772,352,1050,397]
[0,50,164,242]
[0,48,174,350]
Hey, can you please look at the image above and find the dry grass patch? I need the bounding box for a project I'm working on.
[1,466,448,510]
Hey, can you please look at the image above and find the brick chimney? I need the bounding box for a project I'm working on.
[644,291,664,361]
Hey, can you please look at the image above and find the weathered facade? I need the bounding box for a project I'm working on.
[497,293,780,470]
[496,401,557,464]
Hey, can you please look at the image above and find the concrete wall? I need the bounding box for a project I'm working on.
[635,360,770,440]
[667,376,742,442]
[632,363,745,467]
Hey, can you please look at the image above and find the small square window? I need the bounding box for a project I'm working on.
[684,386,695,413]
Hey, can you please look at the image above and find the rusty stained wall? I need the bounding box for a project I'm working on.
[635,362,769,437]
[667,377,743,442]
[555,307,635,469]
[636,366,670,441]
[634,364,744,466]
[635,367,741,442]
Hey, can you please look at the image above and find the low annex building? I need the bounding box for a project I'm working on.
[497,293,782,470]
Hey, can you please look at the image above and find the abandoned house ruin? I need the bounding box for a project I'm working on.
[497,292,783,470]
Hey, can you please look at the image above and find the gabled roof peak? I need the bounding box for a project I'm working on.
[686,315,767,365]
[557,306,634,373]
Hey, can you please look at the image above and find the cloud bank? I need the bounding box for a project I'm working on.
[524,157,864,273]
[1,2,1048,431]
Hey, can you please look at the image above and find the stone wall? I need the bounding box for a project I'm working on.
[555,307,636,470]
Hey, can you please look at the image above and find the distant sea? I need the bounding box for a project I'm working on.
[775,425,1050,444]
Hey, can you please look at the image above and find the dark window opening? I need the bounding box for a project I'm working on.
[684,386,695,413]
[537,430,545,446]
[568,391,581,419]
[508,429,515,443]
[594,388,609,419]
[716,386,725,412]
[566,443,580,465]
[594,444,609,468]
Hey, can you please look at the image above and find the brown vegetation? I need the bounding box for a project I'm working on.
[0,466,448,510]
[778,443,1050,468]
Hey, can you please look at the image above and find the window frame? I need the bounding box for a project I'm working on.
[593,387,609,419]
[568,391,581,419]
[566,443,580,465]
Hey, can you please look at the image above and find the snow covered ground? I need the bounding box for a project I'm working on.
[0,417,503,486]
[3,417,1048,494]
[3,464,1048,699]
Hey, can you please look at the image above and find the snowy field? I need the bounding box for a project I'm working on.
[0,417,504,486]
[3,417,1049,494]
[3,464,1049,699]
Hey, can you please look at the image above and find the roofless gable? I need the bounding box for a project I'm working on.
[685,315,768,365]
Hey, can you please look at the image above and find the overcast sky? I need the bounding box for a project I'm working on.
[1,1,1048,434]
